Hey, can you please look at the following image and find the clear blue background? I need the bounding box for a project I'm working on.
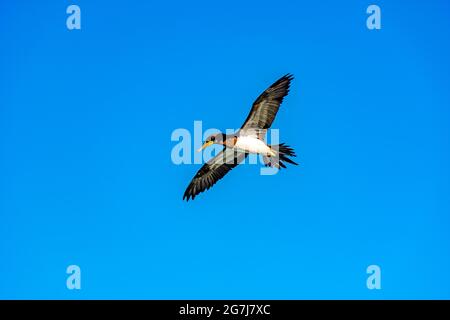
[1,0,450,299]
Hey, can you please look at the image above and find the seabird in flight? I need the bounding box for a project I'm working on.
[183,74,298,201]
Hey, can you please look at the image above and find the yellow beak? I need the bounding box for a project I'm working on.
[196,141,214,152]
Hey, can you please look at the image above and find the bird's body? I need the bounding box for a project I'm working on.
[183,74,298,201]
[234,135,275,156]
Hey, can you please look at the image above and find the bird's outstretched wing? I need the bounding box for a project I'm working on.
[183,148,247,201]
[240,74,293,131]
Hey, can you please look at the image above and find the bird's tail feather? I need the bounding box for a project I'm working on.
[263,143,298,169]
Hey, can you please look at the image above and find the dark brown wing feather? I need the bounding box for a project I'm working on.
[183,148,247,201]
[241,74,293,130]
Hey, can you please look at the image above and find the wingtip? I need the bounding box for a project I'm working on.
[283,73,294,81]
[183,191,196,202]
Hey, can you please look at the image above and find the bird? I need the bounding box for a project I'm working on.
[183,74,298,201]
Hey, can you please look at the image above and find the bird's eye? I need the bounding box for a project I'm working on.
[210,136,215,142]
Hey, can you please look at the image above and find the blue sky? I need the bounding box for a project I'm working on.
[1,1,450,299]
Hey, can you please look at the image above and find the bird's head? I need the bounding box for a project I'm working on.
[197,133,224,152]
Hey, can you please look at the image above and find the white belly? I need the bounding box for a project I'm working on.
[234,136,272,154]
